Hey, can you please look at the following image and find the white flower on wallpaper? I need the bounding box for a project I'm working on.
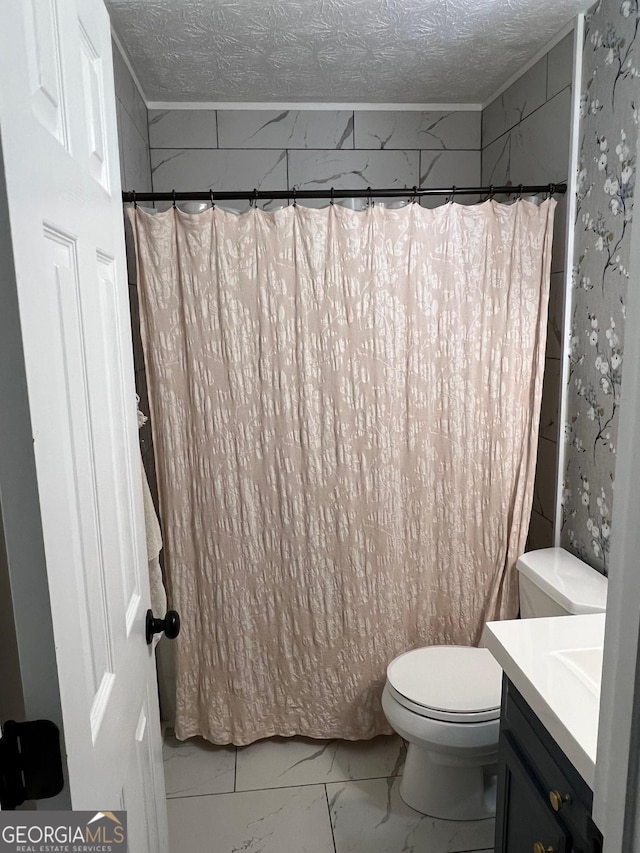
[563,0,640,574]
[589,0,640,106]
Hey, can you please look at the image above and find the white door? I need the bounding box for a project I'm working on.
[0,0,168,849]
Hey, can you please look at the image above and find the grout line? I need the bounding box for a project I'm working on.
[480,126,484,180]
[352,110,356,149]
[546,51,550,102]
[167,780,326,801]
[285,148,290,192]
[120,108,149,152]
[234,746,237,793]
[482,82,572,151]
[166,771,405,800]
[113,83,148,145]
[324,784,338,853]
[540,434,559,448]
[145,111,153,196]
[215,109,220,149]
[236,772,404,794]
[145,145,482,152]
[147,101,483,112]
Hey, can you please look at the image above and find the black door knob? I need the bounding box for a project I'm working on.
[146,609,180,645]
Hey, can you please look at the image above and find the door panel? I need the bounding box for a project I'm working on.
[22,0,70,148]
[496,734,570,853]
[0,0,168,848]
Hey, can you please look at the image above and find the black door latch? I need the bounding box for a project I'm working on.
[0,719,64,809]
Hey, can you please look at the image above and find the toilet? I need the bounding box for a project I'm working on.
[382,547,608,820]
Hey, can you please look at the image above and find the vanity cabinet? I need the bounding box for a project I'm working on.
[495,678,603,853]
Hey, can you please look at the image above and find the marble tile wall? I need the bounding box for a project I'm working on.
[482,31,575,551]
[113,39,183,729]
[112,44,160,527]
[146,108,482,209]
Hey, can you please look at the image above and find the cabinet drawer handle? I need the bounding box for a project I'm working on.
[549,790,572,811]
[533,844,554,853]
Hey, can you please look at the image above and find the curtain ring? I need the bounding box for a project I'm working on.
[517,184,523,201]
[411,186,418,205]
[548,183,556,199]
[252,188,258,209]
[488,185,495,201]
[172,189,176,209]
[367,186,374,207]
[210,189,215,209]
[292,187,297,207]
[330,187,335,206]
[449,185,456,204]
[132,190,137,209]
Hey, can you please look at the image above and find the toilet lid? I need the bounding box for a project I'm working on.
[387,646,502,722]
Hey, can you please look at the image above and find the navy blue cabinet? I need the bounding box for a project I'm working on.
[495,678,603,853]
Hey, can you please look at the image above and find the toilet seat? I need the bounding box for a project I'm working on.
[386,646,502,724]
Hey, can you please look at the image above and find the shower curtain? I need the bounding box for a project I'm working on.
[130,198,555,744]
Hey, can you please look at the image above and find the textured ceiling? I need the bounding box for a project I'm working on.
[106,0,590,104]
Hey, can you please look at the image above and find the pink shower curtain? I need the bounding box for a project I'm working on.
[130,199,555,744]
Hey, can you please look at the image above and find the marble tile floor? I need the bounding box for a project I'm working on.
[164,732,495,853]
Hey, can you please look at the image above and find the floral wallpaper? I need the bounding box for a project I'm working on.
[562,0,640,574]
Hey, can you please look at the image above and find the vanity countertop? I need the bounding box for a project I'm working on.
[483,613,606,789]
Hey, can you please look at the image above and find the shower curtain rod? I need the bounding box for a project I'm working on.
[121,183,567,204]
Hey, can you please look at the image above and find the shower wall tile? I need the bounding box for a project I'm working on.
[130,85,150,144]
[114,40,151,293]
[482,57,547,148]
[481,132,512,186]
[147,108,484,208]
[528,509,554,550]
[148,109,218,148]
[510,87,572,185]
[128,283,144,372]
[142,441,160,516]
[327,777,495,853]
[419,150,481,205]
[481,31,574,551]
[547,33,574,100]
[151,148,287,201]
[113,50,148,142]
[217,109,354,149]
[124,213,138,284]
[288,149,419,194]
[532,435,558,523]
[116,101,126,187]
[112,46,137,131]
[539,358,562,442]
[236,735,405,792]
[136,371,152,454]
[167,785,334,853]
[354,110,481,150]
[113,39,160,537]
[547,272,565,359]
[119,106,152,193]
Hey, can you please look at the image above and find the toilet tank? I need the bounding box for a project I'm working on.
[517,548,608,618]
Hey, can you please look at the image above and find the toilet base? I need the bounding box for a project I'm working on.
[399,742,497,821]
